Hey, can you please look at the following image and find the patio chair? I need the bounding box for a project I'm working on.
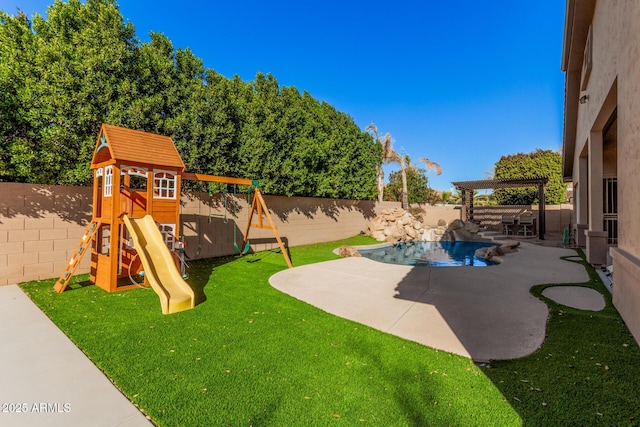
[501,215,515,235]
[517,216,535,236]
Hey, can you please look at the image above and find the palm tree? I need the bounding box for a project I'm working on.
[366,123,442,210]
[418,157,442,176]
[365,123,401,203]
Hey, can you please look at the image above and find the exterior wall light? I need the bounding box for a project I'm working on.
[579,94,589,104]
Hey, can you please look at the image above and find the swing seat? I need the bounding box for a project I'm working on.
[235,241,251,255]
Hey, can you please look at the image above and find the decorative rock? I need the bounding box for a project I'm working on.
[401,212,413,224]
[500,240,520,249]
[448,219,464,230]
[370,221,385,231]
[338,246,362,258]
[405,226,417,239]
[464,221,480,234]
[499,240,520,253]
[391,223,405,240]
[476,245,503,260]
[365,208,482,244]
[489,245,505,256]
[371,231,386,241]
[451,227,486,241]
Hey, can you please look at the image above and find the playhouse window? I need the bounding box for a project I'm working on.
[153,171,176,199]
[122,166,148,177]
[97,224,111,255]
[158,223,176,250]
[104,166,113,197]
[122,166,148,191]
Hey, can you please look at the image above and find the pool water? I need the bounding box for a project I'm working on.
[358,241,497,267]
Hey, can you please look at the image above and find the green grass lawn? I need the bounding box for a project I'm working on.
[482,254,640,426]
[20,236,640,426]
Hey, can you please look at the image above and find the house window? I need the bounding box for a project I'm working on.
[153,170,176,199]
[104,166,113,197]
[158,223,176,250]
[603,178,618,245]
[581,26,593,91]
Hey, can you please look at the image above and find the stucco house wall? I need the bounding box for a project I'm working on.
[562,0,640,344]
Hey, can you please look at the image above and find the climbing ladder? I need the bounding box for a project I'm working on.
[54,221,101,293]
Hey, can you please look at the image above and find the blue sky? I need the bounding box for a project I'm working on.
[2,1,566,191]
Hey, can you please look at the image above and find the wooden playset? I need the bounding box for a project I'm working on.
[54,124,292,313]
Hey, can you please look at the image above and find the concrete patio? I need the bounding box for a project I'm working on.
[270,242,603,361]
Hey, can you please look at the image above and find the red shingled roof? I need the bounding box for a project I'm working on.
[91,124,185,171]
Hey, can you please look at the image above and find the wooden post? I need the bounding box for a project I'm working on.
[538,182,546,240]
[244,189,293,268]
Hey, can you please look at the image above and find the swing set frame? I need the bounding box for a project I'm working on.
[183,173,293,268]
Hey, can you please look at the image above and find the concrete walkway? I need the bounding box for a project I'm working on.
[542,285,606,311]
[0,285,152,427]
[270,242,601,361]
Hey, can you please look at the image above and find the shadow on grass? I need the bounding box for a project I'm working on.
[66,279,95,290]
[184,255,239,305]
[242,237,292,265]
[62,257,229,307]
[182,250,288,304]
[479,250,640,426]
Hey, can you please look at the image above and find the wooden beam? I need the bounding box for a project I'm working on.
[182,173,256,187]
[244,189,293,268]
[538,183,546,240]
[183,173,290,266]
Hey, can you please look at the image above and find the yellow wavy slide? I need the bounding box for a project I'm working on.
[123,215,195,314]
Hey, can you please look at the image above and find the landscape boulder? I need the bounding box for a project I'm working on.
[338,246,362,258]
[364,208,482,243]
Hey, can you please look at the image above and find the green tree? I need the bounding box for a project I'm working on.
[0,10,36,181]
[493,149,567,205]
[0,1,378,199]
[1,0,136,184]
[385,165,430,205]
[236,74,378,198]
[474,192,497,206]
[415,156,442,206]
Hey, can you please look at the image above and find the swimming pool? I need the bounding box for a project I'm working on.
[358,241,497,267]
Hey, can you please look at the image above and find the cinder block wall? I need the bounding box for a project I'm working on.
[539,204,573,234]
[1,182,399,285]
[0,183,94,286]
[409,204,461,225]
[179,190,399,260]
